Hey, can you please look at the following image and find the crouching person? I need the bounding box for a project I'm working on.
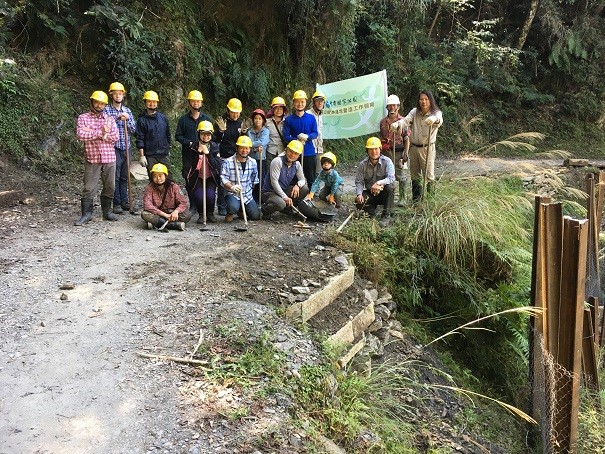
[141,163,192,231]
[261,140,309,219]
[306,152,344,208]
[355,137,395,227]
[220,136,261,223]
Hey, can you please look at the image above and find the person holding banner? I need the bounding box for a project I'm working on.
[391,90,442,203]
[307,91,326,173]
[354,137,396,227]
[283,90,319,187]
[380,94,410,206]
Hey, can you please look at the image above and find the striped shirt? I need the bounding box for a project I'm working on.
[104,104,136,150]
[220,156,259,205]
[77,111,120,164]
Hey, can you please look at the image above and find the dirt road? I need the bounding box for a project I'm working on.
[0,155,563,453]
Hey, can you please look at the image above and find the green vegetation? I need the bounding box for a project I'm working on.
[3,0,605,168]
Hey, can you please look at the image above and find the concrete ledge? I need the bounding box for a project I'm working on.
[337,336,366,369]
[286,264,355,322]
[329,301,375,345]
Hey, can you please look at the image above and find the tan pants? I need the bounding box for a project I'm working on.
[409,143,436,182]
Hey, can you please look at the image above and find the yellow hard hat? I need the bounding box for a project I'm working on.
[365,137,382,149]
[150,163,168,175]
[90,91,109,104]
[271,96,286,107]
[320,152,337,167]
[108,82,126,93]
[197,120,214,133]
[227,98,243,112]
[312,90,326,100]
[236,135,252,147]
[143,90,159,102]
[292,90,308,100]
[287,140,304,155]
[187,90,203,101]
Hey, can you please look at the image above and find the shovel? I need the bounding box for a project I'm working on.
[233,159,248,232]
[290,205,311,228]
[199,159,210,232]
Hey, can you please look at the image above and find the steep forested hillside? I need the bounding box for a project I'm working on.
[1,0,604,167]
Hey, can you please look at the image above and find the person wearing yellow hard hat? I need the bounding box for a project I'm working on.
[220,136,261,222]
[283,90,319,188]
[307,90,326,175]
[260,139,309,219]
[135,90,172,178]
[354,137,396,227]
[266,96,288,161]
[390,90,443,203]
[105,82,136,214]
[305,151,344,208]
[380,94,410,206]
[175,90,212,213]
[74,90,120,226]
[183,121,222,224]
[141,163,192,231]
[213,97,246,216]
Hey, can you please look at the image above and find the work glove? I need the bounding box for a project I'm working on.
[390,121,400,132]
[241,118,253,134]
[139,156,148,167]
[215,117,227,132]
[327,194,335,205]
[424,116,437,126]
[305,192,314,201]
[231,184,242,194]
[297,133,308,142]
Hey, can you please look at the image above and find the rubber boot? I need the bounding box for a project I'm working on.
[411,180,422,204]
[426,181,435,196]
[74,198,94,226]
[167,221,185,231]
[101,196,118,221]
[397,181,406,207]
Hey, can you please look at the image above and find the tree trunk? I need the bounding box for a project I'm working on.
[516,0,540,50]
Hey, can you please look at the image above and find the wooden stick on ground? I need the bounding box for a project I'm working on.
[136,351,209,367]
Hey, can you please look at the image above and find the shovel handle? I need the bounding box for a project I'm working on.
[234,159,248,226]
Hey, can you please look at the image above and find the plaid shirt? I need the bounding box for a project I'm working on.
[77,111,119,164]
[220,156,259,205]
[104,104,136,150]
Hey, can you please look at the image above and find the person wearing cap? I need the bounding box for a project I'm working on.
[141,163,192,231]
[220,136,260,222]
[261,139,309,219]
[266,96,288,162]
[247,109,270,202]
[390,90,443,202]
[355,137,396,227]
[213,98,246,216]
[136,90,171,177]
[380,94,410,206]
[307,90,326,173]
[75,90,120,226]
[104,82,136,214]
[305,152,344,208]
[184,121,221,223]
[283,90,319,187]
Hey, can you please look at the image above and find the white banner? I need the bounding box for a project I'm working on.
[317,70,388,139]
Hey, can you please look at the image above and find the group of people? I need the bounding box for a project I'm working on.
[75,83,442,230]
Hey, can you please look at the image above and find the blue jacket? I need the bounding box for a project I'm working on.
[283,112,318,157]
[136,111,171,157]
[310,168,344,195]
[247,126,270,161]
